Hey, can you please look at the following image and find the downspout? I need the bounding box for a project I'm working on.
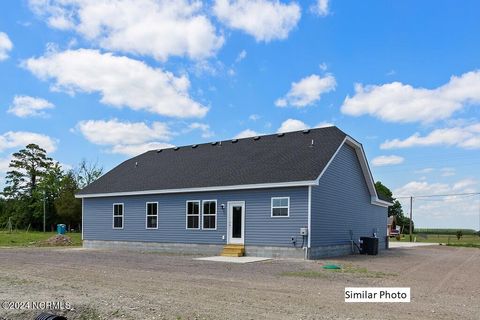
[81,198,84,242]
[305,185,312,260]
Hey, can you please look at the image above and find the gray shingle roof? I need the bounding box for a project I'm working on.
[77,126,348,195]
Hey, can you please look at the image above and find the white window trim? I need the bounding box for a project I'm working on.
[112,203,124,229]
[271,197,290,218]
[145,202,158,230]
[186,200,201,230]
[201,199,217,230]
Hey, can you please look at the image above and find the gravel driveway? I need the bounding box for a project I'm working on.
[0,245,478,320]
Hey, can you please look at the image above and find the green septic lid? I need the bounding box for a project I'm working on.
[322,264,341,269]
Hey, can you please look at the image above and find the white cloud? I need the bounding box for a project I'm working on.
[0,155,12,174]
[24,49,208,118]
[319,62,328,71]
[235,129,261,139]
[249,114,261,121]
[277,119,309,133]
[275,74,336,108]
[0,32,13,61]
[7,95,55,118]
[395,179,477,197]
[0,131,57,153]
[77,119,170,144]
[371,155,404,167]
[28,0,224,61]
[394,178,479,228]
[186,122,214,138]
[111,142,174,156]
[316,121,334,128]
[213,0,301,42]
[341,70,480,123]
[381,124,480,150]
[415,168,434,174]
[76,119,174,156]
[441,167,456,177]
[235,49,247,63]
[311,0,329,16]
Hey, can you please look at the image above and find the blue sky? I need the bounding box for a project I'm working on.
[0,0,479,229]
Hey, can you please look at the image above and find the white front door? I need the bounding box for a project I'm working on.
[227,201,245,244]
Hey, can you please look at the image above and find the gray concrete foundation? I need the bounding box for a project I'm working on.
[83,240,376,259]
[83,240,224,255]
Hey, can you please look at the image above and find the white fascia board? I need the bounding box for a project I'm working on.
[371,197,392,207]
[75,180,317,199]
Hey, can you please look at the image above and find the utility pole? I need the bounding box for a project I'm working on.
[43,190,46,233]
[409,196,413,242]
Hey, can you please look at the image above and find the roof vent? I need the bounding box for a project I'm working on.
[253,136,260,140]
[310,139,314,147]
[135,161,138,167]
[277,133,285,137]
[192,144,198,148]
[156,149,162,153]
[303,129,310,134]
[231,139,238,143]
[211,141,218,146]
[174,147,179,151]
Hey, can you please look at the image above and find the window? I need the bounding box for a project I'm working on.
[186,201,200,229]
[146,202,158,229]
[202,200,217,229]
[113,203,124,229]
[271,197,289,217]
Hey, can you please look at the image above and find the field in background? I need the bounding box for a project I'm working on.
[392,234,480,248]
[0,231,82,247]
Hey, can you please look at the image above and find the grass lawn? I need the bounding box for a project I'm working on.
[391,234,480,248]
[0,231,82,247]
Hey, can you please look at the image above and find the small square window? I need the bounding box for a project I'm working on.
[271,197,289,217]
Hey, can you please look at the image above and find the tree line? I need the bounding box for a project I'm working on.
[375,181,413,233]
[0,144,102,231]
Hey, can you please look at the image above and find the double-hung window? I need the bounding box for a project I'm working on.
[146,202,158,229]
[271,197,289,217]
[202,200,217,230]
[186,201,200,229]
[113,203,124,229]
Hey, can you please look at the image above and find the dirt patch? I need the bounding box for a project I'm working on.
[39,235,73,246]
[0,246,479,319]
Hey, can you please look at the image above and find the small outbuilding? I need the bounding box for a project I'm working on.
[76,126,391,259]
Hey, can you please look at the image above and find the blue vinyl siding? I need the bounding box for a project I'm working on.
[83,187,308,247]
[310,144,388,248]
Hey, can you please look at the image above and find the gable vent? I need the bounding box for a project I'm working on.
[277,133,285,137]
[231,139,238,143]
[192,144,198,148]
[303,129,310,134]
[253,136,260,140]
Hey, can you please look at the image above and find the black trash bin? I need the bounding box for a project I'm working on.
[360,236,379,255]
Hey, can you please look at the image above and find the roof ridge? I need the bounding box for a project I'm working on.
[147,125,342,153]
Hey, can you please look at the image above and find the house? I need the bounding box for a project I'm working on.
[76,126,391,259]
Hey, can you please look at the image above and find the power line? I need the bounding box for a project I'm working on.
[395,192,480,199]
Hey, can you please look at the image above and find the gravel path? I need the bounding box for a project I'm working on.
[0,245,478,319]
